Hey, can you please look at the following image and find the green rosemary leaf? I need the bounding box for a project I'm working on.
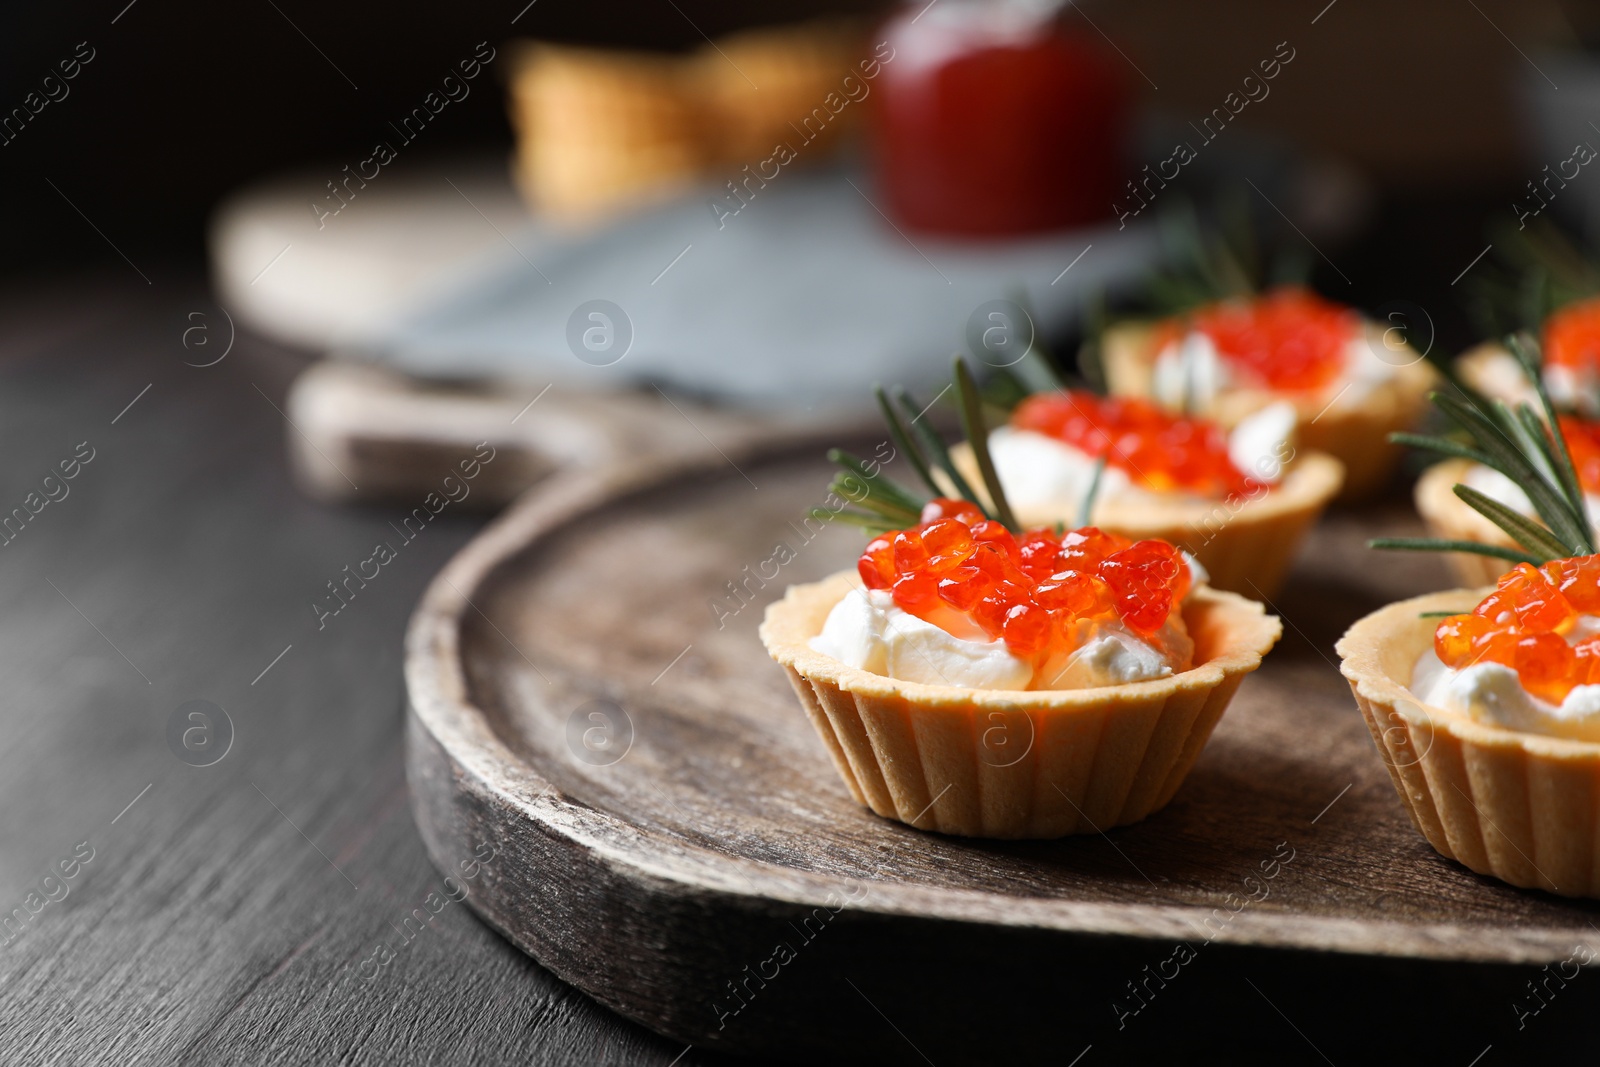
[1418,610,1464,618]
[825,450,924,518]
[1508,332,1594,553]
[1429,391,1587,548]
[824,509,899,535]
[1011,350,1064,397]
[1077,290,1110,393]
[1269,245,1314,288]
[832,476,921,527]
[1219,190,1261,291]
[1077,456,1107,528]
[1387,432,1496,469]
[979,367,1032,412]
[1000,289,1065,396]
[873,387,939,499]
[891,387,985,514]
[1368,537,1542,565]
[1453,484,1573,561]
[1493,401,1592,551]
[954,357,1020,531]
[1504,402,1559,484]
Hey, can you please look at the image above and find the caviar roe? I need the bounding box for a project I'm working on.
[1558,415,1600,493]
[1011,390,1261,498]
[857,498,1192,660]
[1154,286,1358,393]
[1543,298,1600,371]
[1434,555,1600,704]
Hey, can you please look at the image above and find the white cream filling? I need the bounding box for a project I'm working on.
[1152,332,1230,412]
[811,589,1034,690]
[1227,402,1297,482]
[1461,463,1600,529]
[1342,326,1406,402]
[986,426,1135,514]
[1035,616,1192,690]
[810,588,1190,692]
[987,403,1293,514]
[1152,321,1398,411]
[1466,349,1600,417]
[1411,615,1600,742]
[1544,362,1600,417]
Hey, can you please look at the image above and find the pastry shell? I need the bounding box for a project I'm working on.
[952,443,1344,600]
[1339,588,1600,898]
[760,571,1281,838]
[1413,457,1521,588]
[1102,321,1435,501]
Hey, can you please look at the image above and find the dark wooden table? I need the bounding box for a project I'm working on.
[0,274,749,1066]
[3,273,1596,1066]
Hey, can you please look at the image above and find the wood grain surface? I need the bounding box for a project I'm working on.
[0,278,746,1067]
[408,436,1600,1063]
[5,275,1599,1065]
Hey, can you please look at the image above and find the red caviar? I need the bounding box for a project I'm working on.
[1011,390,1260,498]
[1154,286,1357,393]
[1435,555,1600,704]
[1543,298,1600,371]
[858,498,1192,660]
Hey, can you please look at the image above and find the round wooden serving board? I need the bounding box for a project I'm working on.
[405,438,1600,1064]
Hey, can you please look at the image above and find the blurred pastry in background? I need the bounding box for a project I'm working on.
[1456,222,1600,414]
[506,19,867,221]
[507,43,706,218]
[1104,286,1435,500]
[700,20,870,166]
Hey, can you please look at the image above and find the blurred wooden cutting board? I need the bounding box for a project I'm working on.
[210,154,1160,505]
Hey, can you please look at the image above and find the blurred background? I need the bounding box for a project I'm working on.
[1,0,1593,364]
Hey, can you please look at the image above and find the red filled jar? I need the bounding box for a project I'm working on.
[870,0,1129,237]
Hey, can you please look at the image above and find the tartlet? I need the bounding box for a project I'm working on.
[1354,353,1600,896]
[764,364,1283,838]
[1455,298,1600,416]
[1339,584,1600,897]
[764,569,1280,838]
[951,391,1344,599]
[506,43,705,218]
[1102,288,1435,500]
[506,21,864,220]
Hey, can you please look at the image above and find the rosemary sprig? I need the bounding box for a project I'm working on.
[1369,538,1542,565]
[825,361,1027,534]
[874,386,936,495]
[955,357,1019,530]
[1077,456,1107,528]
[1003,288,1066,396]
[1373,332,1596,565]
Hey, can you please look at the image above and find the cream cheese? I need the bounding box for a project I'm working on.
[1152,320,1400,410]
[1411,630,1600,742]
[1544,362,1600,417]
[810,588,1034,690]
[1151,331,1229,412]
[810,587,1190,692]
[987,402,1294,515]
